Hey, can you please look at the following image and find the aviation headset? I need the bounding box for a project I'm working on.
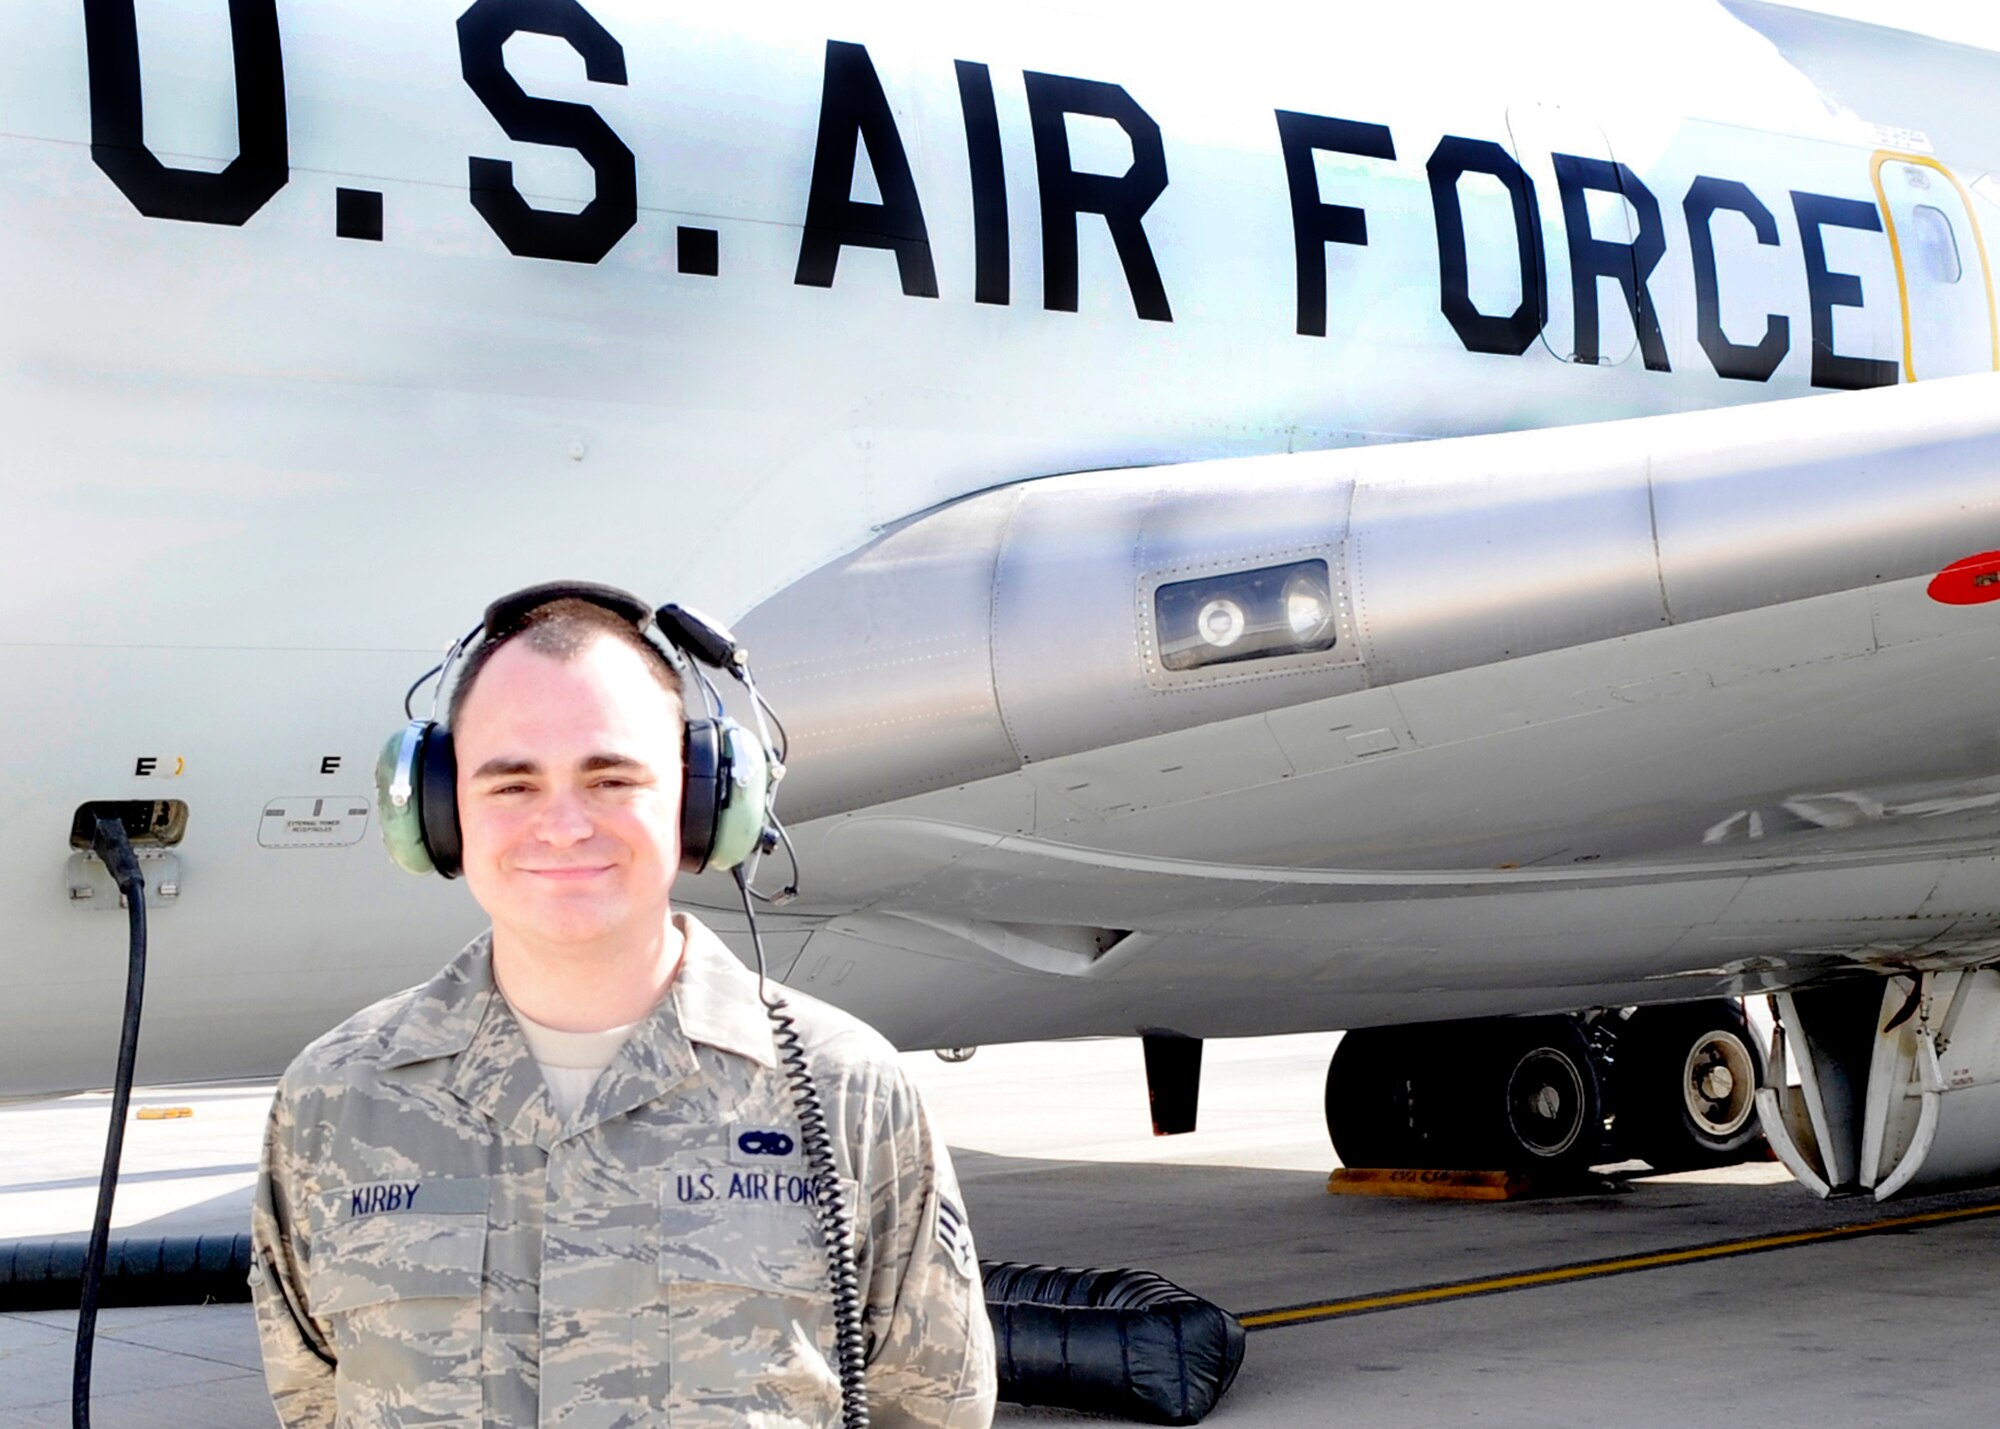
[375,580,777,879]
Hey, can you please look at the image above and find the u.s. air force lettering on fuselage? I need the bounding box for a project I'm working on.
[77,0,1948,391]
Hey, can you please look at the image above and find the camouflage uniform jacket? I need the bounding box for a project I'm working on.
[250,914,996,1428]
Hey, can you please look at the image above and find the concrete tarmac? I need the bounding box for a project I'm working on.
[6,1031,1999,1426]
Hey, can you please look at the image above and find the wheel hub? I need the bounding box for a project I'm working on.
[1683,1032,1756,1138]
[1507,1047,1587,1157]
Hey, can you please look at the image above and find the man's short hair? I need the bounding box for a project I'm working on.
[447,597,684,728]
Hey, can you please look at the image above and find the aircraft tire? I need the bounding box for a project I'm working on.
[1618,1001,1767,1172]
[1481,1017,1606,1177]
[1324,1027,1423,1167]
[1326,1023,1498,1168]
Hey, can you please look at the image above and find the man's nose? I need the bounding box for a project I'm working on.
[533,786,594,845]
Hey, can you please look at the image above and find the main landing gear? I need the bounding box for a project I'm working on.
[1325,1000,1767,1176]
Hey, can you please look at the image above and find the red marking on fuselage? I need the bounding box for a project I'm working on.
[1928,553,2000,605]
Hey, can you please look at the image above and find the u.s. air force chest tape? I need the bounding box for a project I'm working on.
[661,1142,858,1300]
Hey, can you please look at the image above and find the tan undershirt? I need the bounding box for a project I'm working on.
[511,1008,641,1121]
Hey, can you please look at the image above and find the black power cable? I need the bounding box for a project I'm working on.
[736,868,869,1429]
[74,817,147,1429]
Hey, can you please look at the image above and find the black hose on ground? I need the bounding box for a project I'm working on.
[983,1261,1247,1426]
[73,817,147,1429]
[15,1240,1248,1426]
[2,1235,254,1312]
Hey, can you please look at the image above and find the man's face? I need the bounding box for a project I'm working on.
[452,634,683,960]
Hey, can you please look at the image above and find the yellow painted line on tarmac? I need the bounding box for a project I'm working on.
[1239,1198,2000,1330]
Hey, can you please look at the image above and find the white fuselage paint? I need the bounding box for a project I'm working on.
[1,1,1996,1093]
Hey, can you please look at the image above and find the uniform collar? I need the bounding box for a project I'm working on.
[374,933,563,1145]
[670,913,779,1070]
[376,915,776,1144]
[558,914,778,1135]
[379,932,498,1070]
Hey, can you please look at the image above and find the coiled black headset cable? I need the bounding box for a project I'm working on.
[73,817,147,1429]
[736,867,869,1429]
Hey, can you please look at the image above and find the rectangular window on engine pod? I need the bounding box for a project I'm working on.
[1155,560,1338,672]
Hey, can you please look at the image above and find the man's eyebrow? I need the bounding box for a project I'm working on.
[471,757,539,780]
[469,754,650,780]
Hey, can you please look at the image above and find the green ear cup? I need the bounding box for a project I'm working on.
[376,723,438,876]
[381,605,776,880]
[708,718,771,873]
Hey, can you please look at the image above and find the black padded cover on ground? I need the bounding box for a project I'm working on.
[982,1260,1247,1425]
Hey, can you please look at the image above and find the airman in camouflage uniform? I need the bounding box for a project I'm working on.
[250,913,996,1426]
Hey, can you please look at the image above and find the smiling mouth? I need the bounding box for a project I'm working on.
[522,866,612,881]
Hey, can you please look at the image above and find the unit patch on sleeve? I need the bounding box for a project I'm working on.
[934,1194,976,1279]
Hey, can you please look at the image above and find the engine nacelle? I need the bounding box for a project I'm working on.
[739,377,2000,822]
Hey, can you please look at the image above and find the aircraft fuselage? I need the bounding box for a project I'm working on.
[4,1,1998,1094]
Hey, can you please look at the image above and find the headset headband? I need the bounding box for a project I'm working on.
[484,579,641,635]
[475,580,694,685]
